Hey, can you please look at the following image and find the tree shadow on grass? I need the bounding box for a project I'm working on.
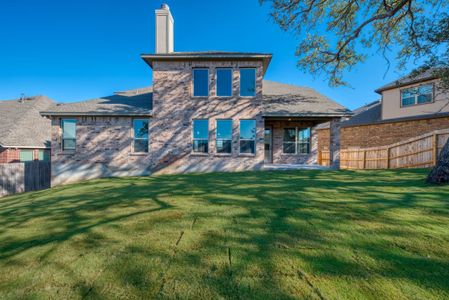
[1,169,449,298]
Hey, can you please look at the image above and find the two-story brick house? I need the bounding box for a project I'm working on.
[41,4,350,185]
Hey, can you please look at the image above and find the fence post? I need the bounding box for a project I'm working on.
[362,150,366,169]
[433,134,438,166]
[387,147,391,169]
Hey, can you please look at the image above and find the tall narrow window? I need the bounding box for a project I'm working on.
[61,119,76,151]
[239,119,256,154]
[297,128,311,154]
[283,128,296,154]
[216,120,232,154]
[133,119,149,153]
[240,68,256,97]
[216,68,232,97]
[20,150,33,162]
[401,84,433,107]
[193,119,209,153]
[193,69,209,97]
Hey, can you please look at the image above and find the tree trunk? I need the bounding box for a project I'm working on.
[427,138,449,184]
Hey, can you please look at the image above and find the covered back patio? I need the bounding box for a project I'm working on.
[261,81,352,167]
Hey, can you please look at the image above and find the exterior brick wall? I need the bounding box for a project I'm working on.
[317,128,330,151]
[341,116,449,148]
[150,60,266,174]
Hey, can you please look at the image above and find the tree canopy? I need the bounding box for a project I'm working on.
[261,0,449,87]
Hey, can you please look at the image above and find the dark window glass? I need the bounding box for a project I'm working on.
[193,119,209,153]
[239,120,256,154]
[283,128,296,154]
[133,119,149,153]
[193,69,209,97]
[216,120,232,153]
[240,69,256,97]
[62,119,76,151]
[216,69,232,97]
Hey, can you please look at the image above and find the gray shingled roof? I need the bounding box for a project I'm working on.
[375,68,439,93]
[0,96,54,148]
[340,100,382,127]
[40,81,350,118]
[41,87,153,116]
[262,81,351,117]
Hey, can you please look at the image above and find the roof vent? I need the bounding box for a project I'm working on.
[161,3,170,10]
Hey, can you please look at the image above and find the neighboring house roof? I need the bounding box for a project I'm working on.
[40,81,350,119]
[141,51,273,75]
[375,68,439,94]
[340,99,449,128]
[0,96,54,148]
[41,87,153,117]
[262,81,352,118]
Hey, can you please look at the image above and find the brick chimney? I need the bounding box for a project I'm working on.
[155,4,174,54]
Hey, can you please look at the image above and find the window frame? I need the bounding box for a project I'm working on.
[239,119,257,155]
[215,68,233,97]
[192,68,210,97]
[133,119,149,153]
[282,127,311,155]
[400,83,434,108]
[239,68,257,97]
[61,119,77,151]
[38,149,50,161]
[192,119,209,154]
[216,119,233,154]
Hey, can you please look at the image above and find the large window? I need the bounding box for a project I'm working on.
[216,68,232,97]
[193,69,209,97]
[401,84,433,107]
[283,127,311,154]
[61,119,76,151]
[133,119,149,153]
[193,119,209,153]
[216,120,232,154]
[239,119,256,154]
[240,68,256,97]
[20,150,33,162]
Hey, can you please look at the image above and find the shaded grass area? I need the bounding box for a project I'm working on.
[0,169,449,299]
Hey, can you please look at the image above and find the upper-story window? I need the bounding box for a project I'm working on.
[240,68,256,97]
[193,69,209,97]
[133,119,149,153]
[61,119,76,151]
[401,84,433,107]
[216,69,233,97]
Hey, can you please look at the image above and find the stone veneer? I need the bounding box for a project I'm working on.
[340,115,449,149]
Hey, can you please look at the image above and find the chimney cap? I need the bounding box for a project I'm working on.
[160,3,170,10]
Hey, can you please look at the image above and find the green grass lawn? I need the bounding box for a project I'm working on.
[1,169,449,299]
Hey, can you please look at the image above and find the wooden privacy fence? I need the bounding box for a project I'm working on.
[339,129,449,170]
[318,149,331,166]
[0,162,51,197]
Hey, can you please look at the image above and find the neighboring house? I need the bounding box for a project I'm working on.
[339,69,449,149]
[0,96,53,163]
[41,4,350,186]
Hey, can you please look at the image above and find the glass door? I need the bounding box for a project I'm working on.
[264,127,272,164]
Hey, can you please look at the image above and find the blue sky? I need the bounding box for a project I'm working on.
[0,0,415,109]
